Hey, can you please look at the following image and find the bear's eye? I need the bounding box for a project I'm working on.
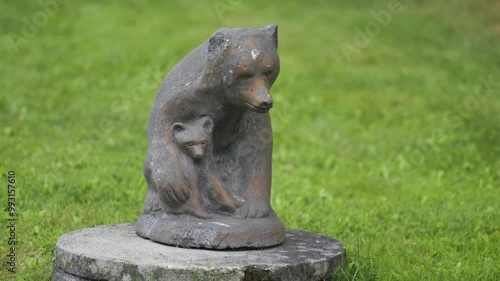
[239,73,253,80]
[188,142,195,146]
[264,70,274,77]
[201,140,207,145]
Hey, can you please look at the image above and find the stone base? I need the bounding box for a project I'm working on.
[52,223,346,281]
[136,211,286,249]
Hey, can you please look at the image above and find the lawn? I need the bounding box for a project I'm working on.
[1,0,499,280]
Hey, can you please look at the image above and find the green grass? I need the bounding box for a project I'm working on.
[1,0,499,280]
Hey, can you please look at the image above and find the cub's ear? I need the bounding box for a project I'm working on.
[262,24,278,49]
[208,28,230,61]
[172,122,185,133]
[201,116,214,134]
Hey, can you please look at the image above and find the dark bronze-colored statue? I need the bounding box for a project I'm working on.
[136,24,285,249]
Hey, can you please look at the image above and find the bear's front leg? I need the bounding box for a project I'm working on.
[178,163,210,219]
[150,156,191,207]
[235,116,273,219]
[237,146,272,218]
[236,173,272,218]
[237,198,271,218]
[169,194,209,219]
[156,175,190,207]
[210,174,244,212]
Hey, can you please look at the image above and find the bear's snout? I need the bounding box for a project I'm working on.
[191,146,205,160]
[243,85,274,113]
[260,99,273,109]
[256,87,274,110]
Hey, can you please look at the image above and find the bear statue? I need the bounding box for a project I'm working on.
[136,24,286,249]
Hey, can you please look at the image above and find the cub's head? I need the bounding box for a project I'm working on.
[172,116,214,161]
[208,24,280,113]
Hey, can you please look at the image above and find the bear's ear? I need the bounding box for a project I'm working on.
[202,116,214,134]
[208,29,230,60]
[172,122,185,133]
[262,24,278,49]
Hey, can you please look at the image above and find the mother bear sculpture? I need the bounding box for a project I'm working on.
[136,24,286,249]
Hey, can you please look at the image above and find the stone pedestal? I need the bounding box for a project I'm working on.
[52,223,346,281]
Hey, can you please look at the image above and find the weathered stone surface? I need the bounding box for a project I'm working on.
[52,223,346,281]
[138,25,286,249]
[136,212,285,249]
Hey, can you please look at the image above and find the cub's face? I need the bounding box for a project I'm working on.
[172,116,214,161]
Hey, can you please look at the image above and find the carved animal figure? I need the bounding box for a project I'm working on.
[172,116,213,162]
[140,24,280,220]
[170,116,241,218]
[137,24,286,249]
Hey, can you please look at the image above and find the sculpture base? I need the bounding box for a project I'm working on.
[136,211,286,249]
[51,223,346,281]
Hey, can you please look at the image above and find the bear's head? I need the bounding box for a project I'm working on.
[172,116,214,161]
[208,24,280,113]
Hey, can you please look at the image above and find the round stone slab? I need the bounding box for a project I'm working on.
[52,223,346,281]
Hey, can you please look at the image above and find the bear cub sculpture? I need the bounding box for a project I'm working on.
[170,116,242,219]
